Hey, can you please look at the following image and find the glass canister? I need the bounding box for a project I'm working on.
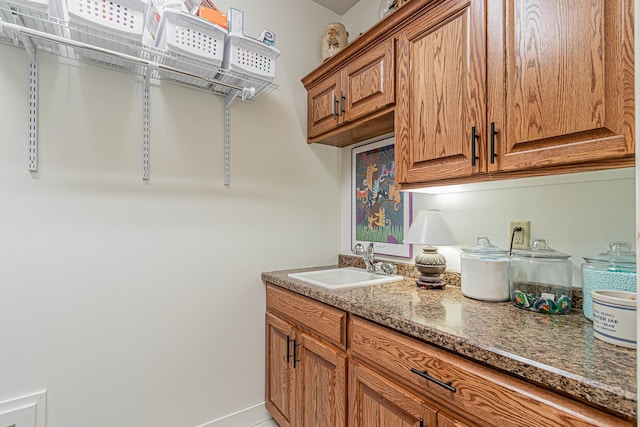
[461,237,510,301]
[509,239,573,314]
[582,241,637,321]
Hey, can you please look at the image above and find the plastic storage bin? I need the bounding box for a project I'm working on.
[510,239,573,314]
[582,241,636,321]
[218,32,279,96]
[64,0,147,70]
[155,8,226,87]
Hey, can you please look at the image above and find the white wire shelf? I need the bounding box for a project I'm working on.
[0,4,278,101]
[0,4,278,183]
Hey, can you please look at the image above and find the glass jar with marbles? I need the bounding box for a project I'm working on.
[509,239,573,314]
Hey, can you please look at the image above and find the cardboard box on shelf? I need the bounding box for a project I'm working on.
[197,6,227,29]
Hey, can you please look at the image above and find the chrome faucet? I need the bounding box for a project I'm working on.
[353,243,398,276]
[353,242,376,272]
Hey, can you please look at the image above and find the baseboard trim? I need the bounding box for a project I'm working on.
[195,402,273,427]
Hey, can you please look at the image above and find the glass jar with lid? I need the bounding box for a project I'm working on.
[461,237,510,301]
[582,241,637,321]
[509,239,572,314]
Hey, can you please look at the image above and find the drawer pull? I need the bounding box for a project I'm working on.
[410,367,457,393]
[333,94,338,120]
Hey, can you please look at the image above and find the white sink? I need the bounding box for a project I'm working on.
[288,267,403,289]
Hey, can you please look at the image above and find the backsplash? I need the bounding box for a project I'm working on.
[337,254,583,309]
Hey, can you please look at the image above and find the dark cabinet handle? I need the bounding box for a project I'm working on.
[340,90,345,116]
[286,335,293,363]
[410,368,457,393]
[419,418,424,427]
[293,340,301,368]
[333,94,338,120]
[490,121,498,164]
[471,126,479,166]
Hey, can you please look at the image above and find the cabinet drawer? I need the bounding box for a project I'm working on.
[349,316,632,427]
[266,284,347,350]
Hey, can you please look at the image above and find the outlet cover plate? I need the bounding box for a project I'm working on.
[509,221,530,250]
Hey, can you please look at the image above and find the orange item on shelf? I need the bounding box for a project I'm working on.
[197,6,228,29]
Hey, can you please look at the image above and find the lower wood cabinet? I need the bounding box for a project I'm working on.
[265,285,347,427]
[349,360,438,427]
[265,284,634,427]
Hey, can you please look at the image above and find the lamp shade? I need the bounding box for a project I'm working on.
[404,209,457,246]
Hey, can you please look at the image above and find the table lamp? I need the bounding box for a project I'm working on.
[404,209,457,289]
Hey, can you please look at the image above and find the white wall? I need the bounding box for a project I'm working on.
[342,0,380,42]
[0,1,341,426]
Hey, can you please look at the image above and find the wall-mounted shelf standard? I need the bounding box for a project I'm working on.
[0,4,278,184]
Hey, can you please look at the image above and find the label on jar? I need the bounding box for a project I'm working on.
[541,292,556,301]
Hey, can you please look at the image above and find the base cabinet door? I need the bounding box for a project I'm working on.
[438,412,474,427]
[266,311,347,427]
[265,313,296,427]
[296,331,347,427]
[349,361,438,427]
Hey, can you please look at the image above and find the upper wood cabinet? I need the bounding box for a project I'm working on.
[395,0,634,188]
[395,0,486,184]
[304,38,396,147]
[486,0,635,173]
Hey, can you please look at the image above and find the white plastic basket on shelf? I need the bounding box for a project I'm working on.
[218,32,279,97]
[62,0,147,70]
[154,8,226,88]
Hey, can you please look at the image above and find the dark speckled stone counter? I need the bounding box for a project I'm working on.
[262,265,637,420]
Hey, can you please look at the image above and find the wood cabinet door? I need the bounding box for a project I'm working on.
[486,0,635,172]
[349,361,438,427]
[307,72,341,138]
[395,0,486,185]
[295,331,347,427]
[342,38,395,124]
[438,412,475,427]
[265,313,296,427]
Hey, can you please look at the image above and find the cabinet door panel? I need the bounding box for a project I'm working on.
[296,331,347,427]
[487,0,634,171]
[396,0,486,184]
[343,38,395,123]
[307,73,341,138]
[349,361,437,427]
[265,313,295,427]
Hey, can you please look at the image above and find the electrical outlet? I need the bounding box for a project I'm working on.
[509,221,530,250]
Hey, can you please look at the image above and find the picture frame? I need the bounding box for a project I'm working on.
[351,136,412,258]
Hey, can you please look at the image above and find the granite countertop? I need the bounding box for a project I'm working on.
[262,265,637,420]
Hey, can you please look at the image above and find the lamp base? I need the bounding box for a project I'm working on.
[416,274,446,290]
[414,246,447,289]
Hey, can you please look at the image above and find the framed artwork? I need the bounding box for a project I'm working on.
[351,136,412,258]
